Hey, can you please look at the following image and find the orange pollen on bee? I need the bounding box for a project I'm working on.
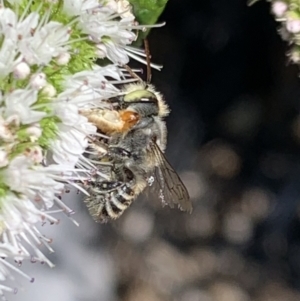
[119,110,140,132]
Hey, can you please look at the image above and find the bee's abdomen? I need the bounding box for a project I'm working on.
[84,183,135,223]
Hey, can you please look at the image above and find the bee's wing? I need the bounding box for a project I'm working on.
[148,142,192,213]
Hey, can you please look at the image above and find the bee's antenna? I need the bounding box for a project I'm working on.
[123,65,143,82]
[144,39,152,84]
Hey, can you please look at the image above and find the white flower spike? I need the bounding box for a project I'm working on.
[0,0,162,298]
[266,0,300,66]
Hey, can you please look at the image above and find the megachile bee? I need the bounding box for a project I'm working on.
[81,41,192,223]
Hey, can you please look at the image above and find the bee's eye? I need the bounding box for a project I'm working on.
[124,90,156,103]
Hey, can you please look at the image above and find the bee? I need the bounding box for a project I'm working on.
[82,44,192,223]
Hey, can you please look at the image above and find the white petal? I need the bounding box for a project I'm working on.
[4,89,46,124]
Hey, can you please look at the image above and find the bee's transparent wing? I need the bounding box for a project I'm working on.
[148,142,192,213]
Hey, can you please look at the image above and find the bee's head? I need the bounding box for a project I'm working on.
[121,83,169,118]
[123,89,158,117]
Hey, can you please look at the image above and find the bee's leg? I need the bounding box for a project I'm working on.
[96,181,124,192]
[88,165,134,194]
[109,167,136,209]
[107,146,132,159]
[132,116,154,129]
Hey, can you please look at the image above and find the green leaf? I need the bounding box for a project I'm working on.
[129,0,168,25]
[129,0,168,42]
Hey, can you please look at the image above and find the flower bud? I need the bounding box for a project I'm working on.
[30,73,47,90]
[272,1,288,18]
[56,52,71,65]
[13,62,30,79]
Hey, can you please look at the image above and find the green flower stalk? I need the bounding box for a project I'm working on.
[0,0,162,297]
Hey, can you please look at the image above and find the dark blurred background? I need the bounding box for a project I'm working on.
[12,1,300,301]
[102,0,300,300]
